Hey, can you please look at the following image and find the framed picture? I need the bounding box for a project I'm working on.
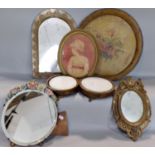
[80,9,143,80]
[58,29,99,78]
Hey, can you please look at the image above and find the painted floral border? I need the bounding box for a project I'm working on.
[6,81,57,102]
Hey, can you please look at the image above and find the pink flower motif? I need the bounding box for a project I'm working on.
[97,38,115,59]
[107,29,116,38]
[27,81,38,89]
[45,88,54,96]
[104,44,115,57]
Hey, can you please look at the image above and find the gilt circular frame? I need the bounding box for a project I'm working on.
[80,9,143,80]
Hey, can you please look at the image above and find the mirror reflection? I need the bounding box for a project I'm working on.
[121,91,144,123]
[3,90,57,146]
[39,18,71,72]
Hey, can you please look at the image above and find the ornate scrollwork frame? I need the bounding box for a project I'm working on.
[32,9,77,78]
[112,77,151,141]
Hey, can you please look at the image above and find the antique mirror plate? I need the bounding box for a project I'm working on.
[121,91,143,123]
[58,29,99,78]
[80,9,143,80]
[32,9,77,78]
[47,75,78,96]
[1,81,57,146]
[79,77,114,99]
[112,77,151,141]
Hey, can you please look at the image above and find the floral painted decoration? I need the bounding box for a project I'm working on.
[44,88,57,102]
[26,81,39,90]
[96,32,125,60]
[5,81,57,102]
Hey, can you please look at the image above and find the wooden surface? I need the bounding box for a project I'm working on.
[9,111,68,146]
[52,111,69,136]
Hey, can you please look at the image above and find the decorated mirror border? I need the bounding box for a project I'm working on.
[1,81,58,146]
[112,77,151,141]
[32,9,77,78]
[5,81,57,103]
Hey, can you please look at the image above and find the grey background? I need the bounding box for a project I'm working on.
[0,8,155,77]
[0,9,155,147]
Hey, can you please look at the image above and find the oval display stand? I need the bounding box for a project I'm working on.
[47,75,78,97]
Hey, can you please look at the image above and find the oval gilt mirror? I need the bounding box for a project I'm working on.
[1,81,57,146]
[112,77,151,141]
[121,91,144,123]
[32,9,77,78]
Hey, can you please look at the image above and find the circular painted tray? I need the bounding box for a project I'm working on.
[80,9,143,80]
[58,29,99,78]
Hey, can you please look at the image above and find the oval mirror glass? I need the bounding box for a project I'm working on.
[1,82,57,146]
[121,91,143,123]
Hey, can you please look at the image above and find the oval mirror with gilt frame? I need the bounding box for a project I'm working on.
[112,77,151,141]
[32,9,77,78]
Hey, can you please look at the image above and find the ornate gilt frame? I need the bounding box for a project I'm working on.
[32,9,77,78]
[112,77,151,141]
[80,9,143,80]
[58,29,99,78]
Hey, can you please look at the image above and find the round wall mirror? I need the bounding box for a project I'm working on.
[32,9,77,78]
[1,81,57,146]
[121,91,143,123]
